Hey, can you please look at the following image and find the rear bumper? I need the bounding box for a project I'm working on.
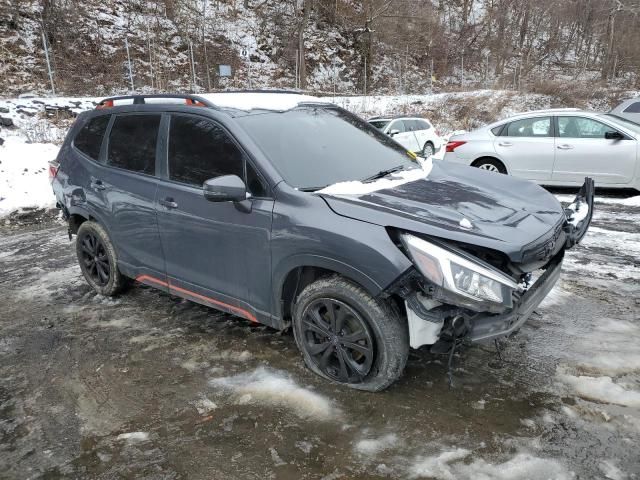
[468,251,564,343]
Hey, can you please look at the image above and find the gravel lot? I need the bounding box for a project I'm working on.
[0,194,639,479]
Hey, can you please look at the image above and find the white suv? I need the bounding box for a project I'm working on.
[443,109,640,190]
[368,116,442,157]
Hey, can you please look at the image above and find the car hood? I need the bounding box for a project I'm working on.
[319,161,566,263]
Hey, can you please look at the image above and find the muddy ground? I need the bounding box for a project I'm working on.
[0,196,639,479]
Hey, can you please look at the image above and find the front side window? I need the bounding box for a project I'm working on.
[558,116,617,139]
[236,107,419,190]
[168,115,244,187]
[107,115,160,175]
[388,120,406,133]
[74,115,110,161]
[506,117,551,137]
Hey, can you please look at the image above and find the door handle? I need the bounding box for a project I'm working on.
[498,142,512,147]
[90,179,106,190]
[159,197,178,209]
[557,144,574,150]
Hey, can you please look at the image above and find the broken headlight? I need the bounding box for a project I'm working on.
[400,233,518,306]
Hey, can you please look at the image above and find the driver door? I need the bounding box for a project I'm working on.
[552,116,637,185]
[155,113,274,323]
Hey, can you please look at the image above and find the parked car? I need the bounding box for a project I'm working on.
[609,97,640,126]
[443,108,640,191]
[368,115,442,157]
[50,92,593,391]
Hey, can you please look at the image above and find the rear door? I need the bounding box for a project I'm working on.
[386,120,420,152]
[493,116,555,180]
[552,116,637,185]
[411,119,437,150]
[155,113,274,322]
[99,113,166,281]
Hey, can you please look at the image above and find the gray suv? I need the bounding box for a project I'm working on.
[50,93,594,391]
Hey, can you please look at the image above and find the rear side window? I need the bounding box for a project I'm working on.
[74,115,110,161]
[623,102,640,113]
[168,115,244,187]
[107,115,161,175]
[414,119,431,130]
[505,117,551,137]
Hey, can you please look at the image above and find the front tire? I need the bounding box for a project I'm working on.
[76,221,126,296]
[292,276,409,392]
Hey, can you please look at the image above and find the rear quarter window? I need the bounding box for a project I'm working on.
[491,125,505,136]
[74,115,110,161]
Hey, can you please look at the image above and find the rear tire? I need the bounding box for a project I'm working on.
[292,275,409,392]
[421,142,435,158]
[472,157,507,174]
[76,221,127,296]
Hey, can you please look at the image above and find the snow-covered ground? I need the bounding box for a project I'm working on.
[0,137,59,217]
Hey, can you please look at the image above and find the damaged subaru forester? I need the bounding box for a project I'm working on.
[50,92,594,391]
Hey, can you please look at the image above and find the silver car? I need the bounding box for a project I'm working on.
[609,97,640,126]
[443,108,640,191]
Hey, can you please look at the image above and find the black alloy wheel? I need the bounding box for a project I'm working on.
[79,231,111,286]
[300,298,375,383]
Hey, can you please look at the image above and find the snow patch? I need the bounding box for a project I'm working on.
[354,434,399,455]
[192,397,218,415]
[209,367,338,421]
[599,460,627,480]
[318,160,432,195]
[409,450,573,480]
[557,373,640,408]
[117,431,150,444]
[0,137,60,217]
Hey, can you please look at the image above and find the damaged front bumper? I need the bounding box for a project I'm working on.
[398,177,594,348]
[467,250,563,342]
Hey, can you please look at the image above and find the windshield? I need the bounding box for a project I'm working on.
[603,113,640,130]
[369,119,391,130]
[236,107,418,190]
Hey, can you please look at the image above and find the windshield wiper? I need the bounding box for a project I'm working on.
[362,165,407,183]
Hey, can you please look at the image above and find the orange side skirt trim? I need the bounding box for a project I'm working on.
[135,275,257,323]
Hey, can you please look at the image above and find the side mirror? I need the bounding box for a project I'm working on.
[605,131,625,140]
[203,175,247,202]
[389,129,401,136]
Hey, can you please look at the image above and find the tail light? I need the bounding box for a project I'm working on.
[445,141,467,153]
[48,159,60,184]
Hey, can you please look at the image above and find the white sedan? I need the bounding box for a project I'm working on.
[442,108,640,191]
[368,116,442,157]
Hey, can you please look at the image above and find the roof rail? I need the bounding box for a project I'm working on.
[213,89,304,95]
[95,94,216,109]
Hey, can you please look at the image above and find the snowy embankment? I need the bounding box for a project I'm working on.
[0,138,59,217]
[0,96,96,219]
